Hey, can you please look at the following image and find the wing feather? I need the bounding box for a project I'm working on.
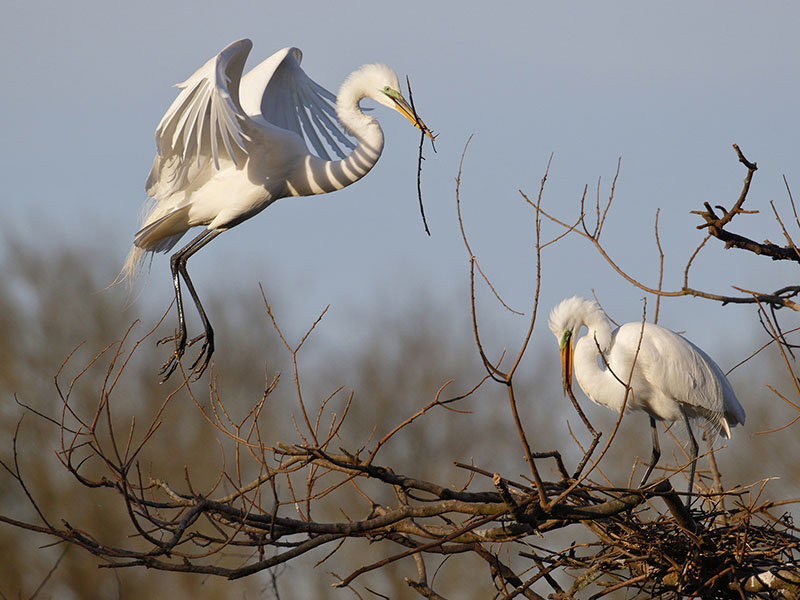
[238,46,355,161]
[292,88,331,160]
[147,39,252,199]
[636,324,727,432]
[308,99,354,150]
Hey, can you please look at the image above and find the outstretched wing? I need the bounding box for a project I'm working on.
[147,39,253,199]
[238,47,355,161]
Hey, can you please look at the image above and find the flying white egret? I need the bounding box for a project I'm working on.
[120,39,433,381]
[548,296,745,503]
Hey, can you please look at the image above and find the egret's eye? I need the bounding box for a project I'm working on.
[384,86,391,92]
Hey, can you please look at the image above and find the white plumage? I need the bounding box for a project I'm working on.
[120,40,432,381]
[548,296,745,500]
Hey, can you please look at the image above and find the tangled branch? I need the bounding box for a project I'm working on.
[2,145,799,598]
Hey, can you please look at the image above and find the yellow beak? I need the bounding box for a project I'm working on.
[560,334,573,396]
[390,95,435,141]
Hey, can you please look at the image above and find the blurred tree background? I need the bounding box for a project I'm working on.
[1,221,797,598]
[2,2,798,597]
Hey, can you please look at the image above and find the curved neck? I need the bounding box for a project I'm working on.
[573,319,626,412]
[294,87,385,196]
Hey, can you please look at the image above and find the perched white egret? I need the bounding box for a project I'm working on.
[120,39,433,380]
[548,296,745,502]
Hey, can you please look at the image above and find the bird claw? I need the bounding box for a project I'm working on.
[159,327,213,382]
[181,333,212,381]
[186,334,205,348]
[158,328,188,383]
[160,354,181,383]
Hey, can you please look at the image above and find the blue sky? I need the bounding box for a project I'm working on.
[2,7,800,595]
[2,1,798,362]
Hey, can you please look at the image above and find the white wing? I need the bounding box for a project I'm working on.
[687,339,746,431]
[238,47,355,161]
[634,324,728,433]
[146,39,253,199]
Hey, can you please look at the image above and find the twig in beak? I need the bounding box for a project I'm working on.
[406,76,435,236]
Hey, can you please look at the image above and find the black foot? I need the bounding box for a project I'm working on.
[186,331,214,381]
[157,326,214,383]
[158,329,188,382]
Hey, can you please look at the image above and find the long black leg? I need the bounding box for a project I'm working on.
[681,406,699,508]
[159,228,224,381]
[177,229,225,377]
[639,416,661,487]
[159,233,208,379]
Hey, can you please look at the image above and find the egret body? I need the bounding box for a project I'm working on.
[121,40,433,380]
[548,296,745,501]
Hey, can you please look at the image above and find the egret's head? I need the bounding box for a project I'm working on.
[348,63,434,140]
[548,297,591,396]
[355,63,401,108]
